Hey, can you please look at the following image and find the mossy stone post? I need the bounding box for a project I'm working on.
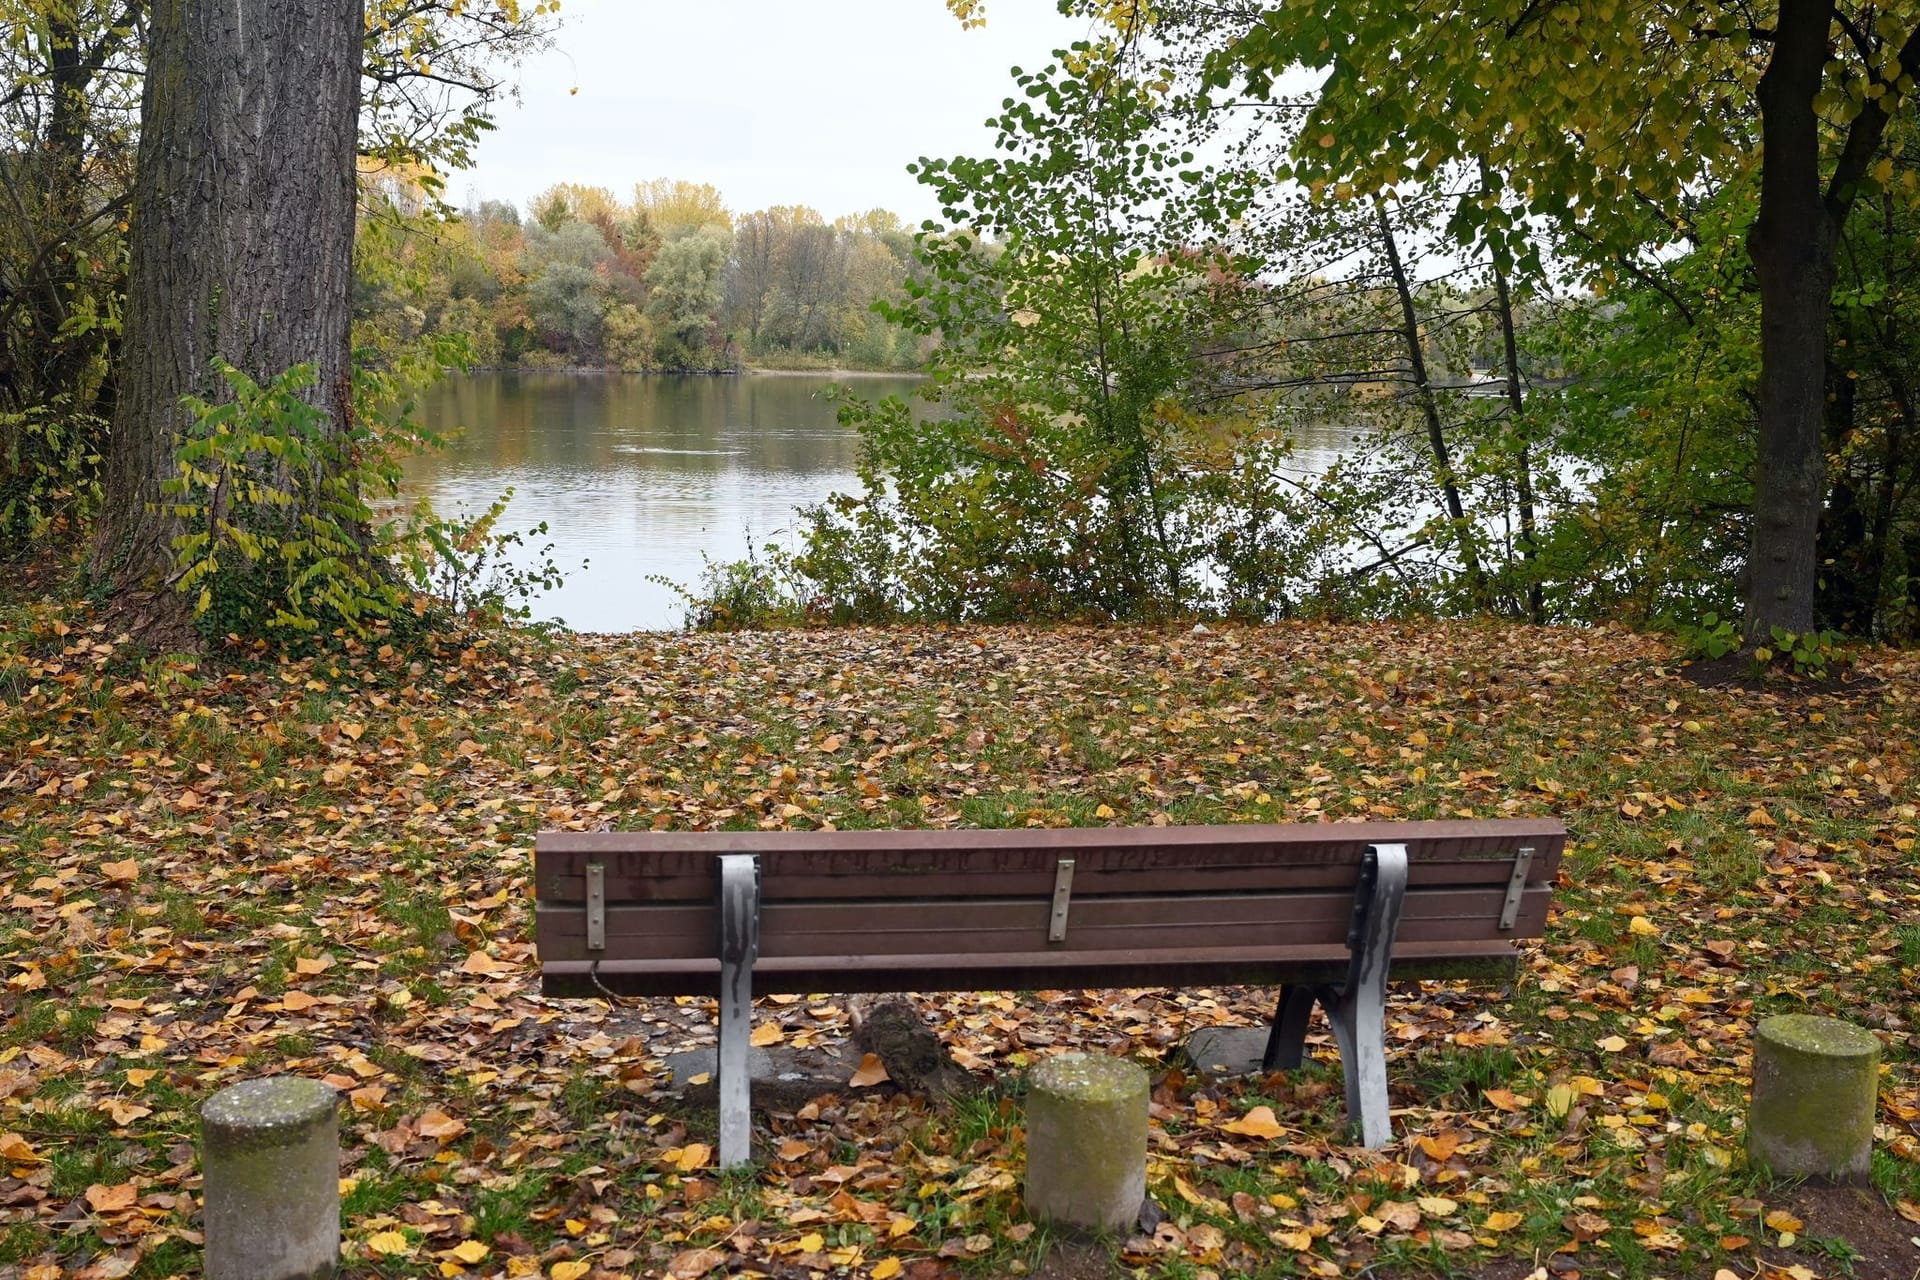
[1025,1053,1148,1234]
[1749,1015,1880,1180]
[201,1077,340,1280]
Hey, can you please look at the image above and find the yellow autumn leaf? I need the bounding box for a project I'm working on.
[1763,1209,1803,1234]
[676,1142,712,1172]
[549,1262,592,1280]
[461,950,505,976]
[97,1097,151,1126]
[417,1109,468,1141]
[871,1259,903,1280]
[449,1240,489,1263]
[1544,1082,1575,1119]
[367,1230,412,1257]
[749,1022,785,1047]
[1628,915,1659,937]
[1220,1104,1285,1139]
[849,1053,890,1087]
[1271,1228,1314,1250]
[798,1232,826,1253]
[1481,1211,1523,1232]
[85,1182,138,1213]
[1596,1035,1629,1052]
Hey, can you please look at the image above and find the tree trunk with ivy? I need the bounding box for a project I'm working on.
[90,0,362,628]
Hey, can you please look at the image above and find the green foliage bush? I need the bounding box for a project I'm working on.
[164,354,567,642]
[657,536,809,631]
[167,361,416,637]
[0,401,105,557]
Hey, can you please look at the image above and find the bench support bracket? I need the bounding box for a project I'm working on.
[716,854,761,1170]
[1260,842,1408,1147]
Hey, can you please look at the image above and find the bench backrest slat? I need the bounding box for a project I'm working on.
[535,819,1564,907]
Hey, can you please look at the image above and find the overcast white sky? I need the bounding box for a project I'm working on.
[455,0,1095,224]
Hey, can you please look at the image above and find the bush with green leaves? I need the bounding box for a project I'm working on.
[410,490,573,625]
[165,354,566,641]
[167,360,419,637]
[1,401,104,557]
[657,534,810,631]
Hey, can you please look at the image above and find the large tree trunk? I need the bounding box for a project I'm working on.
[1744,0,1838,647]
[90,0,362,615]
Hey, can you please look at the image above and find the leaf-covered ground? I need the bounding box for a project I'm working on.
[1,605,1917,1280]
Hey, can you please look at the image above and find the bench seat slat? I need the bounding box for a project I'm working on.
[541,937,1523,998]
[534,885,1553,962]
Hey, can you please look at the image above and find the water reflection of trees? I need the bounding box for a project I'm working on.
[418,373,935,478]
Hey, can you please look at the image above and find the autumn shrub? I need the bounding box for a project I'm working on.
[0,400,106,559]
[165,354,566,642]
[166,360,419,638]
[408,490,572,626]
[663,537,811,631]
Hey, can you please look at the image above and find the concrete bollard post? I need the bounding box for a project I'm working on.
[1025,1053,1148,1234]
[201,1077,341,1280]
[1749,1014,1880,1181]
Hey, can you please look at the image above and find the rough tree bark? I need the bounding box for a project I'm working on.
[1746,0,1838,647]
[90,0,362,623]
[1745,2,1920,646]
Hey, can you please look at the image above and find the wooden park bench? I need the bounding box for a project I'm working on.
[533,818,1565,1167]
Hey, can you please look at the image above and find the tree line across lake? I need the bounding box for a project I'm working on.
[355,178,934,375]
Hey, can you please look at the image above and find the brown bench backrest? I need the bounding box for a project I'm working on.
[535,819,1564,997]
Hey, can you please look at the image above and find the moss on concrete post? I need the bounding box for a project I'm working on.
[1025,1053,1147,1234]
[1749,1014,1879,1181]
[201,1077,340,1280]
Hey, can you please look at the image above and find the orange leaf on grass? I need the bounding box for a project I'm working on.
[86,1182,138,1214]
[1219,1105,1284,1139]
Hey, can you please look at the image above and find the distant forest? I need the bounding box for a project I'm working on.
[354,177,933,374]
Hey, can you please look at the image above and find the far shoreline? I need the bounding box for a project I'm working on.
[457,364,927,379]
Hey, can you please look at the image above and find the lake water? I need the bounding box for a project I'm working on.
[409,371,1361,631]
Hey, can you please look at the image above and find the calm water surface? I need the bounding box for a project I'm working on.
[409,372,922,631]
[409,371,1361,631]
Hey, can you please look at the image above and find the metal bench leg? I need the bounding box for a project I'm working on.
[716,854,761,1170]
[1262,984,1317,1071]
[1324,842,1407,1147]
